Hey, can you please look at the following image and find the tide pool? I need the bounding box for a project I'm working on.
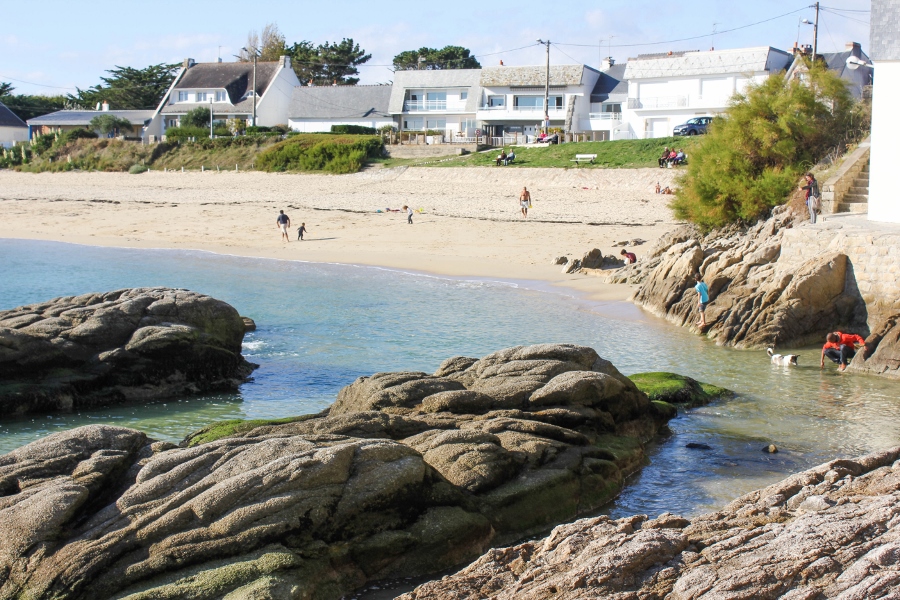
[2,238,899,519]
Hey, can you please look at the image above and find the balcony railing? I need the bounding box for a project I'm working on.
[403,100,468,112]
[627,95,689,110]
[479,105,566,112]
[588,112,623,121]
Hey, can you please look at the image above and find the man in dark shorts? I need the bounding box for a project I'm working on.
[276,210,291,242]
[820,331,865,371]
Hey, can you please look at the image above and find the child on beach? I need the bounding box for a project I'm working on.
[620,249,637,264]
[694,272,709,328]
[820,331,866,371]
[297,223,307,241]
[403,205,413,224]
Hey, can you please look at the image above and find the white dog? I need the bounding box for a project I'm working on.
[767,348,799,366]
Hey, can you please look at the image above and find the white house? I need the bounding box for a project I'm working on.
[477,65,601,138]
[288,85,393,133]
[867,0,899,223]
[619,47,793,138]
[153,56,300,135]
[388,69,481,139]
[586,60,627,140]
[0,101,28,147]
[27,106,156,139]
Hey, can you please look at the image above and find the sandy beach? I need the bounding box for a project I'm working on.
[0,166,680,301]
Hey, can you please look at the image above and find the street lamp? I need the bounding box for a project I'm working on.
[537,39,550,135]
[241,46,259,127]
[846,56,874,70]
[209,96,214,139]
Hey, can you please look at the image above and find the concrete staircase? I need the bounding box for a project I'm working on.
[835,161,869,213]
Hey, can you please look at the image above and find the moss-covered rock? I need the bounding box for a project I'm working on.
[628,372,732,408]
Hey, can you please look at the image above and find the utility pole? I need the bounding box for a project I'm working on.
[537,39,550,135]
[812,2,820,62]
[251,50,258,127]
[209,96,214,139]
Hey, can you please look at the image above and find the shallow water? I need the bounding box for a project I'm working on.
[1,238,898,518]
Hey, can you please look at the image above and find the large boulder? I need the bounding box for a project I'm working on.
[848,312,900,378]
[0,288,255,415]
[400,446,900,599]
[0,344,694,600]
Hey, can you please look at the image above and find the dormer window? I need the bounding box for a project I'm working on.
[177,91,189,102]
[196,92,208,102]
[215,91,227,102]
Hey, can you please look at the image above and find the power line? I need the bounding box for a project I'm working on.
[819,7,870,26]
[820,6,870,12]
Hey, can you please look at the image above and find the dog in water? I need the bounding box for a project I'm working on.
[767,348,799,366]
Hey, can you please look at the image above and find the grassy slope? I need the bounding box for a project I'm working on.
[422,136,702,169]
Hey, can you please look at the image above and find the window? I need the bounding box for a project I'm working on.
[426,91,446,101]
[177,91,189,102]
[488,95,505,107]
[460,91,468,100]
[215,91,227,102]
[513,95,563,109]
[603,103,621,113]
[166,119,178,128]
[403,118,423,130]
[196,92,207,102]
[426,118,446,129]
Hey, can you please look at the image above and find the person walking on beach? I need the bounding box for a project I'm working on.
[800,173,820,224]
[276,210,291,242]
[694,272,709,328]
[403,205,413,224]
[297,223,307,241]
[821,331,866,371]
[519,187,531,218]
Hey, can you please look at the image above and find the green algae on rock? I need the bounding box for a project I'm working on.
[629,371,732,408]
[0,344,682,600]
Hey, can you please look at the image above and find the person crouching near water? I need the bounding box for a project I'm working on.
[694,272,709,328]
[620,249,637,264]
[821,331,866,371]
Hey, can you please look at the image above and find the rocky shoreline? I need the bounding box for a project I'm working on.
[0,287,256,415]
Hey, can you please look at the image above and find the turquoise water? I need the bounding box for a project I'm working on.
[1,238,899,518]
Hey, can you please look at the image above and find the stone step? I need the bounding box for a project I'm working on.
[842,194,869,203]
[848,185,869,195]
[836,202,868,214]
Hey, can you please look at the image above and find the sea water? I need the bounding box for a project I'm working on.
[1,238,899,519]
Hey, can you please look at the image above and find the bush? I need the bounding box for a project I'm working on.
[331,124,376,135]
[245,125,271,134]
[256,134,383,174]
[672,62,859,229]
[60,128,98,143]
[213,127,232,137]
[181,107,211,128]
[30,133,55,156]
[128,163,149,174]
[164,126,210,141]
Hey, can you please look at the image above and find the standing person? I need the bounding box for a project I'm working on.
[519,186,531,218]
[297,222,307,241]
[694,272,709,328]
[821,331,866,371]
[800,173,820,224]
[620,249,637,264]
[403,205,413,224]
[276,210,291,242]
[655,182,661,194]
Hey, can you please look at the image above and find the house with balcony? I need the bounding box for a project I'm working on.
[152,56,300,136]
[388,69,481,139]
[476,65,601,139]
[586,60,628,140]
[288,85,393,132]
[620,46,793,138]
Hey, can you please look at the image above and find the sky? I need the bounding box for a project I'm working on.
[0,0,871,96]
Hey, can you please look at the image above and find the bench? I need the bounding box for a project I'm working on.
[571,154,597,165]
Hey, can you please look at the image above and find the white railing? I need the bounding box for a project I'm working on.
[403,100,468,112]
[588,113,623,121]
[628,95,689,109]
[479,105,566,113]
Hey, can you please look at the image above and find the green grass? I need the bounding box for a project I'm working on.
[629,372,732,407]
[420,136,702,169]
[183,413,321,446]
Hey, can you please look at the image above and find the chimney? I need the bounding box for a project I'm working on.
[217,57,223,63]
[183,58,195,69]
[846,42,862,58]
[281,55,291,69]
[601,57,615,71]
[101,101,110,112]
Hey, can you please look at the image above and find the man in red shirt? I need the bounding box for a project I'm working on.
[820,331,866,371]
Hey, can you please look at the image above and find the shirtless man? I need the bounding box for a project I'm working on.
[276,210,291,242]
[519,187,531,218]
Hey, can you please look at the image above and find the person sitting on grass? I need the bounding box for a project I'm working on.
[674,149,686,165]
[821,331,866,371]
[505,150,516,165]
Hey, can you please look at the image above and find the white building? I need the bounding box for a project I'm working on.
[389,69,481,139]
[153,56,300,136]
[867,0,899,223]
[27,107,156,140]
[477,65,601,138]
[587,60,627,140]
[288,85,393,133]
[619,47,793,138]
[0,101,28,147]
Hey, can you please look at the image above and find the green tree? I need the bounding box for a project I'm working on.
[240,23,286,62]
[392,46,481,70]
[181,106,212,129]
[70,63,179,110]
[0,82,14,96]
[89,114,135,136]
[0,93,70,121]
[287,38,371,85]
[671,61,856,229]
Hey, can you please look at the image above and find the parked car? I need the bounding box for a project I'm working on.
[673,116,713,136]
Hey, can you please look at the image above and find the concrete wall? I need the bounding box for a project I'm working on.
[385,144,479,158]
[256,66,300,128]
[0,126,29,147]
[868,60,900,223]
[821,142,870,214]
